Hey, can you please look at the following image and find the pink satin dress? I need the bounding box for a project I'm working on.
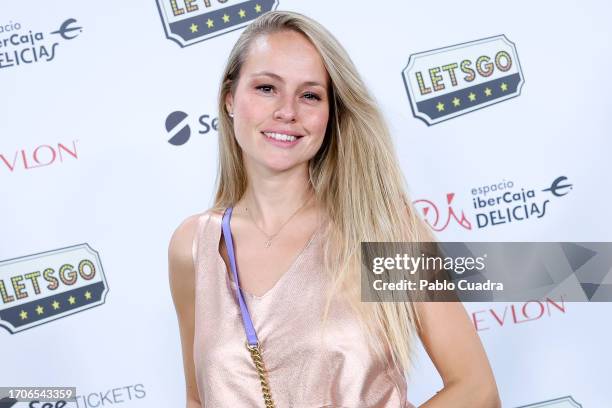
[192,211,409,407]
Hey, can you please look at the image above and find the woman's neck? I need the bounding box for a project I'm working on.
[237,164,315,230]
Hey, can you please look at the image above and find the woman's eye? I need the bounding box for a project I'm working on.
[256,85,274,93]
[303,92,321,101]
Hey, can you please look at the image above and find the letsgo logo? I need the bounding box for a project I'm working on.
[0,140,79,173]
[516,396,582,408]
[0,18,82,70]
[0,244,109,334]
[156,0,279,47]
[413,176,572,232]
[402,35,524,125]
[165,111,219,145]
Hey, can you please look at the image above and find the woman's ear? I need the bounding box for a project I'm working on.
[225,92,234,116]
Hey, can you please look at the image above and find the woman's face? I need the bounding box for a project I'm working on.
[225,30,330,174]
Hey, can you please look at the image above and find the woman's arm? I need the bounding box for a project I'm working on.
[168,215,202,408]
[416,302,501,408]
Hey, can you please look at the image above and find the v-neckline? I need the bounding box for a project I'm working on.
[214,210,321,301]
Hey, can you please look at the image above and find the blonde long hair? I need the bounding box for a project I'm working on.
[214,11,432,377]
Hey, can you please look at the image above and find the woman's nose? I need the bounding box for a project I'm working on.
[273,96,297,122]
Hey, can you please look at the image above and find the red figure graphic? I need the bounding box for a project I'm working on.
[414,193,472,232]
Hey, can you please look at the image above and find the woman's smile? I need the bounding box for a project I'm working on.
[261,130,304,147]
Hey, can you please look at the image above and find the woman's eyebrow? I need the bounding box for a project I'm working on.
[251,71,326,88]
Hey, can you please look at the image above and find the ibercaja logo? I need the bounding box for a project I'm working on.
[156,0,279,47]
[0,244,108,334]
[402,35,524,125]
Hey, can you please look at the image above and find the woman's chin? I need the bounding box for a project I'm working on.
[261,159,308,174]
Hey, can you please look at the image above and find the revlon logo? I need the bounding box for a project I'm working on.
[0,140,79,172]
[472,297,566,331]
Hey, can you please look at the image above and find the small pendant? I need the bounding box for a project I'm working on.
[264,240,271,248]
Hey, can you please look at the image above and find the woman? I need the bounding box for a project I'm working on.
[169,11,500,408]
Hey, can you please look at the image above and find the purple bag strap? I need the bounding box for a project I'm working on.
[222,207,259,346]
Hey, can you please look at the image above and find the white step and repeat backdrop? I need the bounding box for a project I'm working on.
[1,1,611,407]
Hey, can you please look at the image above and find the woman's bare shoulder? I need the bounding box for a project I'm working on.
[167,209,221,291]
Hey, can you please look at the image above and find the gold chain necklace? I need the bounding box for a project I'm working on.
[245,195,313,248]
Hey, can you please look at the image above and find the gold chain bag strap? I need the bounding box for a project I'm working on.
[222,207,275,407]
[246,343,275,407]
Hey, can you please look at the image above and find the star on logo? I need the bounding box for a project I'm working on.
[206,18,214,28]
[52,300,60,310]
[84,291,92,300]
[468,92,476,102]
[436,102,445,112]
[20,310,28,320]
[452,97,461,107]
[68,296,76,305]
[36,305,44,315]
[222,14,230,23]
[500,82,508,92]
[255,4,262,13]
[238,9,246,18]
[484,87,492,97]
[189,23,198,33]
